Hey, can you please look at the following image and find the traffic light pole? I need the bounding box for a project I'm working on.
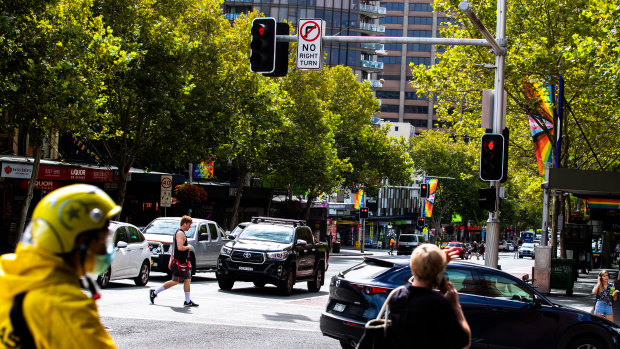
[460,0,506,269]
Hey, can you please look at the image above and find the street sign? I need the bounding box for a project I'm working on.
[160,175,172,208]
[297,19,323,70]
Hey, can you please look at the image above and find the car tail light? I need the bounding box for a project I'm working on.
[344,321,364,327]
[350,283,390,295]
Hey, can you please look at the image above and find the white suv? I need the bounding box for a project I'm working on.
[396,234,425,255]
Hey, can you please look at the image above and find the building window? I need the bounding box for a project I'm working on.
[409,3,433,12]
[376,91,400,99]
[384,2,405,11]
[404,105,429,114]
[380,16,404,24]
[381,104,399,113]
[408,16,433,25]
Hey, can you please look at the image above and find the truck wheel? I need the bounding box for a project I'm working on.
[278,267,295,296]
[308,264,324,292]
[217,274,235,290]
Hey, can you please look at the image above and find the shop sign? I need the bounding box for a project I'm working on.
[68,168,87,180]
[88,168,113,182]
[2,162,33,179]
[18,180,61,191]
[38,165,67,180]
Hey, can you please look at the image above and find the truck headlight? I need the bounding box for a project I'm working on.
[220,246,232,256]
[266,251,288,260]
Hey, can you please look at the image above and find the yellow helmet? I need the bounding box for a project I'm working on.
[27,184,121,254]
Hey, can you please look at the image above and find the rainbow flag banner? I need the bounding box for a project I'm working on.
[354,189,365,209]
[587,198,620,210]
[524,80,554,175]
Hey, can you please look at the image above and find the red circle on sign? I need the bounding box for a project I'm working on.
[161,177,172,189]
[300,21,321,42]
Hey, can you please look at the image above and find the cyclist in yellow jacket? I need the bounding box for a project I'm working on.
[0,184,120,348]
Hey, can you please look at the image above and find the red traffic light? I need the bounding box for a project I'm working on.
[258,26,265,36]
[484,140,496,151]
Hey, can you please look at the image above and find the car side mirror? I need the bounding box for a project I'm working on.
[296,239,307,246]
[116,241,128,248]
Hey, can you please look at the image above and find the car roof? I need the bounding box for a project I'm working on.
[149,217,216,224]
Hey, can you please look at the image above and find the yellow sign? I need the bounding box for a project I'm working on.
[423,227,428,234]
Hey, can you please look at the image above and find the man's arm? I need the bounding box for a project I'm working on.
[176,230,191,251]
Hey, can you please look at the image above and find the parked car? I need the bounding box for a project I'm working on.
[447,241,466,259]
[519,242,536,259]
[97,221,151,288]
[229,221,251,239]
[320,256,620,349]
[143,217,228,274]
[216,216,329,295]
[396,234,425,255]
[507,242,515,251]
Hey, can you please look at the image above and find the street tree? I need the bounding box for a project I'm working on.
[409,0,619,254]
[408,131,482,237]
[217,13,290,230]
[90,0,230,212]
[0,0,125,241]
[323,66,413,198]
[275,69,351,221]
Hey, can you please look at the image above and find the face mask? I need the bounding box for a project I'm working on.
[83,230,115,276]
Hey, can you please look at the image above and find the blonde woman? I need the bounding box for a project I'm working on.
[387,244,471,349]
[592,270,618,321]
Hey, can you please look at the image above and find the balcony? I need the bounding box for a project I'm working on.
[367,79,384,88]
[357,4,387,18]
[359,22,386,34]
[361,60,384,70]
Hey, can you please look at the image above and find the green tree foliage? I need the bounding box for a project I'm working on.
[90,0,230,209]
[0,0,124,238]
[217,13,290,229]
[408,131,483,229]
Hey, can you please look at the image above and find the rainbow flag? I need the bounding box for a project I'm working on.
[423,179,438,218]
[587,198,620,210]
[354,189,364,209]
[524,80,554,175]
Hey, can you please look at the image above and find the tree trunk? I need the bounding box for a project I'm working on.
[552,195,562,258]
[229,167,247,231]
[303,194,315,222]
[16,135,44,247]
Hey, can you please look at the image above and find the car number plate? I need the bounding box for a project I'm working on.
[333,303,346,312]
[239,266,253,271]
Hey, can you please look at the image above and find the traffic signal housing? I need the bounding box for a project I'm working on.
[359,207,369,219]
[478,187,497,212]
[480,133,505,181]
[250,18,276,73]
[417,217,425,227]
[420,183,428,198]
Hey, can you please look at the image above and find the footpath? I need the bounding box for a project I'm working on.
[331,246,620,326]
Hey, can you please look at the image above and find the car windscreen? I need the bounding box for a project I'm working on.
[342,259,410,284]
[448,242,462,248]
[238,225,292,243]
[143,220,196,239]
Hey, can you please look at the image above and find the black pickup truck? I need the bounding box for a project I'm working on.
[216,217,329,296]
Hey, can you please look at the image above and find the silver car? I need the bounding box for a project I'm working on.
[143,217,228,274]
[518,242,536,259]
[97,221,151,288]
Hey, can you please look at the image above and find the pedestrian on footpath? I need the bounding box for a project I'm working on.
[0,184,121,348]
[389,236,395,255]
[592,270,618,322]
[150,215,199,307]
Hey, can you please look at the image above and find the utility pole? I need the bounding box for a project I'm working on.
[459,0,507,269]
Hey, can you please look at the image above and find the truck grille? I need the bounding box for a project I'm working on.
[231,250,265,264]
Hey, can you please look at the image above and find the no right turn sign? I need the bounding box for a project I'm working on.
[297,19,323,70]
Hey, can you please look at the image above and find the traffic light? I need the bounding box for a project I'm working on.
[420,183,428,198]
[478,187,497,212]
[250,18,276,73]
[359,207,369,219]
[500,127,509,183]
[479,133,504,181]
[417,217,425,227]
[263,22,289,77]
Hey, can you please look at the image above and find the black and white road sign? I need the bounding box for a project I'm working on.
[297,19,323,70]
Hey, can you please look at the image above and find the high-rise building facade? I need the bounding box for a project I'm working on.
[223,0,446,132]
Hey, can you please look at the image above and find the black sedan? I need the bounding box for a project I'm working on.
[320,256,620,349]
